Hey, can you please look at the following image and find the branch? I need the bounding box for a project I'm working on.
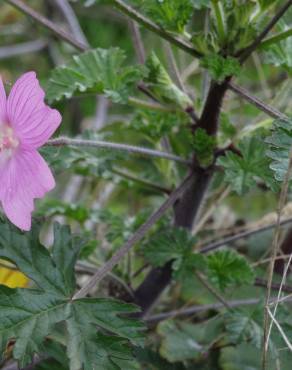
[112,0,202,58]
[259,28,292,49]
[0,39,47,59]
[195,271,231,309]
[262,148,292,368]
[46,137,191,165]
[52,0,89,46]
[112,168,172,194]
[73,175,193,299]
[145,294,292,323]
[238,0,292,62]
[228,82,288,120]
[200,216,292,254]
[128,20,146,64]
[255,278,292,294]
[4,0,87,51]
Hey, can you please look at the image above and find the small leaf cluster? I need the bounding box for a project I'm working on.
[143,227,254,291]
[130,0,194,33]
[46,47,145,104]
[218,135,278,194]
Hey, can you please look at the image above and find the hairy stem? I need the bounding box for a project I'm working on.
[47,137,191,165]
[228,82,288,120]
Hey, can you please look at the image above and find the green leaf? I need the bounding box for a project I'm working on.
[145,52,192,109]
[143,227,206,282]
[206,249,255,291]
[262,21,292,72]
[131,0,194,33]
[225,309,262,348]
[218,135,278,194]
[201,54,241,82]
[143,227,195,267]
[46,48,144,103]
[0,220,144,369]
[157,318,223,362]
[266,118,292,181]
[130,110,187,141]
[191,128,216,167]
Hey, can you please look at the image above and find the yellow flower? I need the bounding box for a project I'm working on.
[0,260,28,288]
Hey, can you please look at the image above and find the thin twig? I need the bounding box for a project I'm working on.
[145,296,292,323]
[0,39,47,59]
[73,175,193,299]
[267,307,292,351]
[259,28,292,49]
[266,253,292,354]
[164,42,187,94]
[195,271,232,309]
[46,137,191,165]
[255,278,292,294]
[238,0,292,62]
[200,216,292,254]
[52,0,89,46]
[262,148,292,369]
[128,20,146,64]
[112,0,202,58]
[4,0,87,51]
[112,168,172,194]
[228,82,288,120]
[128,97,175,112]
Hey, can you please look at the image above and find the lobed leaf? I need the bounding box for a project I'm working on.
[46,48,145,104]
[0,220,144,369]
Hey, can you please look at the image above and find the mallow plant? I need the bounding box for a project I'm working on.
[0,0,291,369]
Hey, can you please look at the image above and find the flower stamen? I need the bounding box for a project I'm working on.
[0,125,19,153]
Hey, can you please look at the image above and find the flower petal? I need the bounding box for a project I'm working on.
[0,76,7,123]
[19,106,62,149]
[7,71,45,129]
[7,72,61,148]
[0,148,55,230]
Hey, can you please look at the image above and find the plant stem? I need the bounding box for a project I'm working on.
[73,175,193,299]
[4,0,87,51]
[195,271,231,309]
[259,28,292,49]
[145,296,292,323]
[52,0,89,46]
[133,80,230,315]
[228,82,288,120]
[111,168,171,194]
[238,0,292,62]
[211,0,226,45]
[46,137,191,165]
[0,39,47,59]
[200,216,292,254]
[262,148,292,369]
[128,20,146,64]
[128,96,174,112]
[112,0,202,58]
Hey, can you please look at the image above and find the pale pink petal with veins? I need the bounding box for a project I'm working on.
[0,72,62,230]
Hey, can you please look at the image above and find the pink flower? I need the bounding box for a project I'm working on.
[0,72,61,231]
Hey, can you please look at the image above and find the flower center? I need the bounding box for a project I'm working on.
[0,124,19,164]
